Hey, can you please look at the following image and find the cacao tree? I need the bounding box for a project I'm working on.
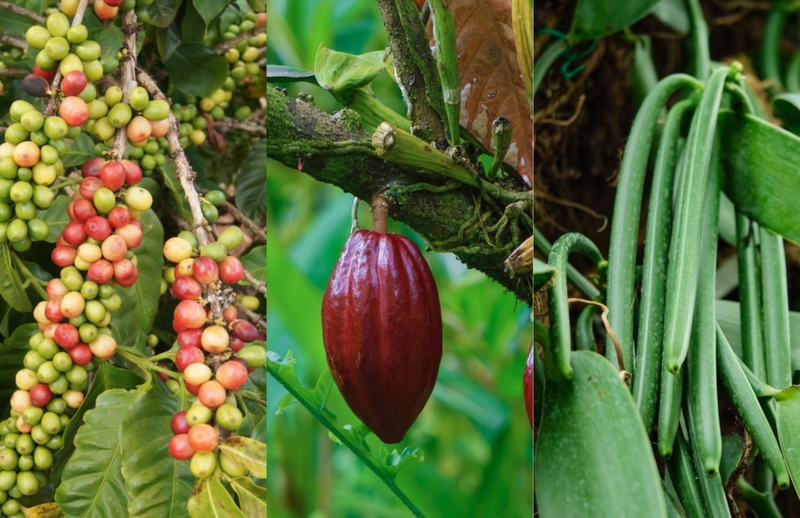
[267,0,533,516]
[0,0,267,516]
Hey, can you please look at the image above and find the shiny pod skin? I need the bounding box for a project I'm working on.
[321,230,442,444]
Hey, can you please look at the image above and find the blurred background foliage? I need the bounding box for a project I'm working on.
[267,0,532,516]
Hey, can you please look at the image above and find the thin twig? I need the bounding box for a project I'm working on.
[163,204,193,231]
[0,68,30,77]
[112,10,139,160]
[212,26,266,54]
[43,0,90,117]
[136,66,224,319]
[222,201,265,243]
[0,34,27,51]
[236,302,265,331]
[242,269,266,295]
[214,117,266,136]
[0,1,44,23]
[568,298,626,376]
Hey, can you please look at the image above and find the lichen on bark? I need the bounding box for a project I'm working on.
[267,87,532,304]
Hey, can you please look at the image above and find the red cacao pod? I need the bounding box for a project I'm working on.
[524,343,533,429]
[322,230,442,444]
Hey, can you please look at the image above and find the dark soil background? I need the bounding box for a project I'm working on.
[535,1,800,515]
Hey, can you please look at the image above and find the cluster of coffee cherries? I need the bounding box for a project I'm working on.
[60,0,153,23]
[162,231,265,477]
[25,13,110,85]
[0,97,79,251]
[0,155,151,514]
[85,86,172,150]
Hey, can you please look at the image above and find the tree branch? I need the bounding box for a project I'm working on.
[43,0,90,117]
[0,1,44,23]
[0,67,29,77]
[0,33,27,51]
[236,302,265,331]
[221,201,266,243]
[267,86,532,304]
[376,0,446,143]
[213,26,266,54]
[112,10,139,159]
[136,67,225,320]
[214,117,266,136]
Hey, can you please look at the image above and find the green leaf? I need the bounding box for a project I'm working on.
[314,45,385,99]
[235,139,266,220]
[534,258,556,292]
[217,437,266,478]
[188,477,245,518]
[567,0,660,42]
[156,25,181,60]
[118,209,164,334]
[535,350,667,517]
[718,110,800,245]
[120,383,194,518]
[93,24,124,58]
[193,0,228,27]
[0,244,31,312]
[719,434,745,485]
[715,299,800,372]
[62,133,96,168]
[266,65,317,84]
[146,0,182,27]
[228,477,266,517]
[0,10,34,37]
[36,195,71,243]
[267,351,422,480]
[772,93,800,130]
[240,246,265,282]
[55,389,141,518]
[650,0,690,34]
[50,362,143,489]
[165,43,228,97]
[0,324,37,415]
[182,1,207,42]
[159,161,193,223]
[775,386,800,499]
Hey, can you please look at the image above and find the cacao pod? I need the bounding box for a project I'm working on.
[524,342,533,428]
[322,229,442,444]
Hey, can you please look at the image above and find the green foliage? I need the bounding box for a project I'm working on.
[567,0,660,43]
[120,383,194,518]
[0,244,31,312]
[536,351,667,517]
[56,389,142,517]
[165,43,229,97]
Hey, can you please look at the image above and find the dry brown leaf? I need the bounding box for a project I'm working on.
[427,0,533,184]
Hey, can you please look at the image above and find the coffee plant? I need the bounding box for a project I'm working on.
[535,0,800,516]
[267,0,532,516]
[0,0,266,515]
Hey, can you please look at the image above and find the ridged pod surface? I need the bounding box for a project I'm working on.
[322,230,442,444]
[524,343,533,428]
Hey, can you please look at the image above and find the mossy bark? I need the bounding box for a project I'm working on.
[267,87,532,304]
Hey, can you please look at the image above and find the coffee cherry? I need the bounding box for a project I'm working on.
[170,411,190,435]
[232,320,259,343]
[177,329,203,349]
[164,237,193,263]
[185,404,212,426]
[175,346,205,372]
[88,334,117,359]
[61,71,88,97]
[215,360,248,390]
[200,325,228,354]
[168,434,195,460]
[59,97,89,127]
[29,385,52,408]
[126,116,152,143]
[114,224,143,249]
[85,216,112,241]
[192,257,218,284]
[172,277,203,300]
[198,380,226,409]
[183,363,212,386]
[100,161,126,191]
[218,256,244,284]
[187,423,218,453]
[22,75,50,98]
